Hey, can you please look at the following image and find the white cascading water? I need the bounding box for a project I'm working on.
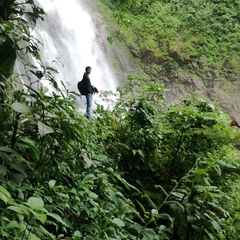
[30,0,118,110]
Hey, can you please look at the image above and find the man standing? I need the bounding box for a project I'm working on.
[77,66,98,119]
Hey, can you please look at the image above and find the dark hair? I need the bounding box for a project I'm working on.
[85,66,91,72]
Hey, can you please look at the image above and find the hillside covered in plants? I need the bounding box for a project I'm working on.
[99,0,240,120]
[1,0,240,239]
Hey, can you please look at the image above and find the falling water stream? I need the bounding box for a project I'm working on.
[29,0,118,109]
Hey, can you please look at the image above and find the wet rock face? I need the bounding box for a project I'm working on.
[162,66,240,120]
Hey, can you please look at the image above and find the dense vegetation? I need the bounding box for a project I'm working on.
[1,0,240,239]
[100,0,240,78]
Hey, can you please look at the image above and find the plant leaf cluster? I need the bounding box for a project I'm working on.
[1,1,240,240]
[101,0,240,72]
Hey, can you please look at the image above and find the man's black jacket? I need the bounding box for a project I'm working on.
[77,73,93,95]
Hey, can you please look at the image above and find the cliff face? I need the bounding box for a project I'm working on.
[86,0,240,121]
[158,65,240,120]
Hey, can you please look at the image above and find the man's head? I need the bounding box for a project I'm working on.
[85,66,92,74]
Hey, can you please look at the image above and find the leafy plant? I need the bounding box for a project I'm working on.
[1,1,240,239]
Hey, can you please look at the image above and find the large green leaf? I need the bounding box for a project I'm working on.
[0,192,9,204]
[83,154,93,168]
[28,233,41,240]
[7,221,21,230]
[27,197,44,210]
[142,228,157,239]
[38,121,54,137]
[0,164,7,177]
[29,209,47,224]
[0,185,11,199]
[7,205,29,215]
[48,180,56,188]
[111,218,125,227]
[17,39,30,49]
[11,102,32,113]
[47,212,68,226]
[0,146,14,153]
[0,21,14,31]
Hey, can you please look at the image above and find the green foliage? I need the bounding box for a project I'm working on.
[95,74,240,239]
[101,0,240,71]
[1,69,240,239]
[1,1,240,239]
[0,0,44,81]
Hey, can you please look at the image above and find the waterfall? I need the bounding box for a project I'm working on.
[28,0,118,108]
